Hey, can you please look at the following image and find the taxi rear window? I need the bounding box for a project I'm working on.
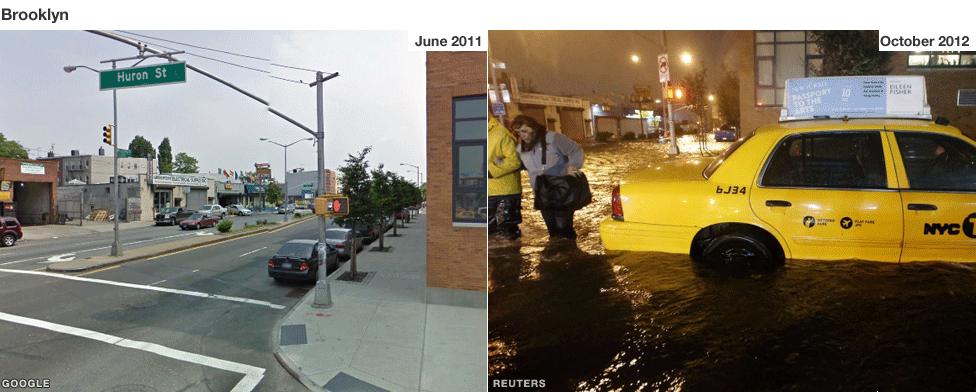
[703,132,753,179]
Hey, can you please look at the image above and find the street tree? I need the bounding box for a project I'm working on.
[0,133,29,159]
[173,152,199,173]
[369,168,397,249]
[158,138,173,173]
[681,66,709,133]
[334,147,378,279]
[716,69,740,129]
[809,31,892,76]
[265,181,283,206]
[128,135,156,159]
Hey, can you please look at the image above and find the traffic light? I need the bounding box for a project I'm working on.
[102,125,113,146]
[330,196,349,215]
[314,195,349,217]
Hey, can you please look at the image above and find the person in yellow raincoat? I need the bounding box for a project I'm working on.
[488,116,523,240]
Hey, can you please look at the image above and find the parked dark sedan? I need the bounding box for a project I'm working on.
[179,213,218,230]
[268,239,338,282]
[155,207,196,226]
[1,217,23,247]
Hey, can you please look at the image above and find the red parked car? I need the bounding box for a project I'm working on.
[180,213,218,230]
[1,217,23,247]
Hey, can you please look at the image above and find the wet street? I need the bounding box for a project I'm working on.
[488,136,976,391]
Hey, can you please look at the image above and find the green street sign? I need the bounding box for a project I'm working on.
[100,62,186,91]
[116,149,132,158]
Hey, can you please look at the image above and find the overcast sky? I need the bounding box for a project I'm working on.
[0,30,427,182]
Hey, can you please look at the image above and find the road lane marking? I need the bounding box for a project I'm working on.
[149,279,167,286]
[0,311,265,392]
[44,253,77,263]
[239,247,267,258]
[192,269,200,273]
[0,268,285,310]
[0,233,199,266]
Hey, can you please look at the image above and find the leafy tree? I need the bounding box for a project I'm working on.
[0,133,29,159]
[333,147,377,235]
[128,135,156,159]
[369,168,397,249]
[158,138,173,173]
[173,152,199,173]
[681,66,709,132]
[265,181,283,206]
[716,69,740,129]
[809,31,892,76]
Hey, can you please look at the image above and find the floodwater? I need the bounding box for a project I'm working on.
[488,136,976,391]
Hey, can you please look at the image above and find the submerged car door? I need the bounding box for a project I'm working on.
[889,131,976,262]
[750,131,903,262]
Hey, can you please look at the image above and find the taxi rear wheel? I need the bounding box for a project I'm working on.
[701,233,776,269]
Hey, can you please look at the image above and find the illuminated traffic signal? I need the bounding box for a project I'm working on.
[314,195,349,217]
[330,196,349,215]
[666,86,684,101]
[102,125,113,146]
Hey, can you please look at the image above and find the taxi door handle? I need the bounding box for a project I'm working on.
[907,203,938,211]
[765,200,792,207]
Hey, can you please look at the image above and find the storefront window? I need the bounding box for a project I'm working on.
[754,31,823,107]
[907,51,976,68]
[452,95,487,224]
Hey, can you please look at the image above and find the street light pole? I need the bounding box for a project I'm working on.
[260,137,313,222]
[111,60,120,256]
[309,71,339,246]
[661,31,680,156]
[399,163,420,186]
[64,63,121,256]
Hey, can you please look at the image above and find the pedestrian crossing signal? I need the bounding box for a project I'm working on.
[102,125,113,146]
[315,195,349,217]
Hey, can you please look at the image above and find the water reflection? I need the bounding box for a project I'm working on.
[489,138,976,391]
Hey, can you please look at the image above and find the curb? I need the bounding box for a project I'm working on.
[46,215,318,273]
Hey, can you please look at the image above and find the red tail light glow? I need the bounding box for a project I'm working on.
[335,244,345,249]
[299,262,309,271]
[268,260,275,268]
[611,184,624,220]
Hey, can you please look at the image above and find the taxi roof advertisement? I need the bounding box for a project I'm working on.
[782,76,930,121]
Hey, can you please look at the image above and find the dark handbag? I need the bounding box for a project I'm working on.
[533,172,593,211]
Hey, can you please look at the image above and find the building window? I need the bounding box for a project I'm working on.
[754,31,823,107]
[907,51,976,68]
[452,95,487,224]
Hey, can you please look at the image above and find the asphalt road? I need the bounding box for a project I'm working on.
[0,212,315,271]
[0,217,339,391]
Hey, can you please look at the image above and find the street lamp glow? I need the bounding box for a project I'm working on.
[630,54,640,64]
[707,94,715,102]
[680,52,693,65]
[655,99,662,104]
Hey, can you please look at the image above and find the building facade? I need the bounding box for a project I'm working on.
[39,151,154,185]
[285,169,337,204]
[426,51,487,292]
[737,31,976,137]
[491,70,594,142]
[0,158,60,225]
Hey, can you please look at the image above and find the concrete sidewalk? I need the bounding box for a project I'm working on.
[21,220,157,241]
[275,213,487,392]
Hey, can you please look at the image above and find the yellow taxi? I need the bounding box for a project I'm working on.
[599,76,976,267]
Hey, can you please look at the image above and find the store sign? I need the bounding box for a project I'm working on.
[781,76,930,121]
[245,184,266,194]
[518,93,584,108]
[20,163,45,175]
[150,174,208,187]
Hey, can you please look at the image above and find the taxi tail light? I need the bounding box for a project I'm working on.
[299,262,309,271]
[611,184,624,220]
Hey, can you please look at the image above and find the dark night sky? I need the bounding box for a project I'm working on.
[489,31,740,104]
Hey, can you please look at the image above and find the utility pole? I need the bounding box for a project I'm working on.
[309,71,339,245]
[661,31,679,156]
[110,60,121,255]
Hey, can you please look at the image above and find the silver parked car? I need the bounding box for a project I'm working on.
[324,228,363,260]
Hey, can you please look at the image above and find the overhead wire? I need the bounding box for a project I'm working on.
[111,31,332,84]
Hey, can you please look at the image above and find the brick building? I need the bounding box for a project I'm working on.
[736,31,976,137]
[0,158,60,225]
[426,51,487,292]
